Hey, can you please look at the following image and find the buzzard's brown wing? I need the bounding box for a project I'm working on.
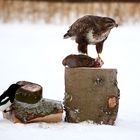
[69,15,102,36]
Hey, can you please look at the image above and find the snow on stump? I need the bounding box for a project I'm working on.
[3,98,63,123]
[64,67,120,125]
[16,81,42,104]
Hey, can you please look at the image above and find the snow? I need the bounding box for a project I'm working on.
[0,22,140,140]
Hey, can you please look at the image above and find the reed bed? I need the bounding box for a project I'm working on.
[0,0,139,24]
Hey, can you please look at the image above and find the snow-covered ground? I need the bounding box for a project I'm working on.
[0,22,140,140]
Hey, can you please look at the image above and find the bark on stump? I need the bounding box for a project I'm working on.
[3,81,63,123]
[16,81,42,104]
[3,98,63,123]
[64,67,120,125]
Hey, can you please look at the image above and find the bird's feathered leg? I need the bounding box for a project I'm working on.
[76,36,88,54]
[78,43,88,54]
[96,41,104,58]
[95,36,108,58]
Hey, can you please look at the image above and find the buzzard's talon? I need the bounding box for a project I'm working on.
[95,56,104,68]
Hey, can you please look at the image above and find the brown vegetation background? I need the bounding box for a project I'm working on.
[0,0,140,24]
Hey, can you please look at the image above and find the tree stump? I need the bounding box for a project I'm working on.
[64,67,120,125]
[3,98,63,123]
[3,81,63,123]
[16,81,42,104]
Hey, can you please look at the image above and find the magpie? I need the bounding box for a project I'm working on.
[0,84,22,113]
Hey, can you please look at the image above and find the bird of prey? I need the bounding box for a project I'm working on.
[64,15,118,58]
[0,84,22,112]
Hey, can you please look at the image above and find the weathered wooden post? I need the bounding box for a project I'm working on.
[64,67,120,125]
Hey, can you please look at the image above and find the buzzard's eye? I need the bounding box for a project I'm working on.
[105,18,115,24]
[106,22,114,27]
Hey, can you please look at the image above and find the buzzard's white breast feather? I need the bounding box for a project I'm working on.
[87,30,111,44]
[87,30,96,44]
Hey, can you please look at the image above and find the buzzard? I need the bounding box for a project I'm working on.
[64,15,118,57]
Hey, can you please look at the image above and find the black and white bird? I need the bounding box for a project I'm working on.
[0,84,21,112]
[64,15,118,58]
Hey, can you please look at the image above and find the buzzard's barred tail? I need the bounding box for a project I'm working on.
[63,33,70,39]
